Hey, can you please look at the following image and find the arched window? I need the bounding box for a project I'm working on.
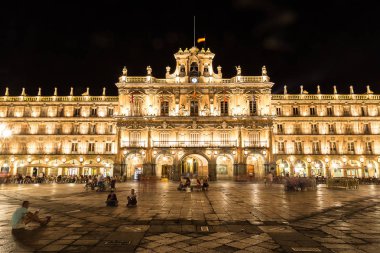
[179,65,186,77]
[161,101,169,116]
[189,62,199,77]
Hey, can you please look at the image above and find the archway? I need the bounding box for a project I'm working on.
[330,160,343,177]
[311,160,324,176]
[180,154,208,178]
[294,160,307,177]
[247,155,264,178]
[366,160,378,178]
[126,153,143,179]
[156,154,173,178]
[276,159,290,177]
[216,154,233,179]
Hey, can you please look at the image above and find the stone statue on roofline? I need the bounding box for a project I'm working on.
[147,66,152,76]
[366,85,373,94]
[235,65,242,76]
[262,65,267,76]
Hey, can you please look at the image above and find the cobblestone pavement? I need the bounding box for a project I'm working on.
[0,181,379,253]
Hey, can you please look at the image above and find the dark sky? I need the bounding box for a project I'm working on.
[1,0,380,96]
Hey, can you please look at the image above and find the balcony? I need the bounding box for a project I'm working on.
[244,141,268,148]
[121,141,146,148]
[152,141,237,148]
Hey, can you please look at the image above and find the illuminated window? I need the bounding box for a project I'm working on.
[130,132,141,146]
[159,132,169,146]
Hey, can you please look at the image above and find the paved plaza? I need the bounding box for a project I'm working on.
[0,181,380,253]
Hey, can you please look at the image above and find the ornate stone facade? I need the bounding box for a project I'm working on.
[1,46,378,180]
[0,89,118,177]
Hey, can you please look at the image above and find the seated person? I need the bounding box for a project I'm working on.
[105,191,118,206]
[202,178,209,191]
[177,181,185,191]
[184,177,191,188]
[127,189,137,207]
[11,201,51,230]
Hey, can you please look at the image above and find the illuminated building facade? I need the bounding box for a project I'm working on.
[1,46,379,179]
[0,88,118,177]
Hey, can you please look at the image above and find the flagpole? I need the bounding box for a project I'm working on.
[193,16,195,47]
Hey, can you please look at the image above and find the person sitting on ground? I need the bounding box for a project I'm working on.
[202,177,209,191]
[184,177,191,188]
[105,190,118,207]
[127,189,137,207]
[11,201,51,230]
[177,181,185,191]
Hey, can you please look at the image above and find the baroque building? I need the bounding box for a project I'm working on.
[0,46,379,180]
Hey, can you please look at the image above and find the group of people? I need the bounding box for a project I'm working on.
[177,177,209,191]
[85,175,116,192]
[11,189,138,231]
[105,189,137,207]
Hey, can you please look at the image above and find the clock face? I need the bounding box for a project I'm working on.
[191,77,198,83]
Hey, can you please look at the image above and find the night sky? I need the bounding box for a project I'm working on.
[1,0,379,96]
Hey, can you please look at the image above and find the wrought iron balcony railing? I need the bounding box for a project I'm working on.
[152,141,237,148]
[243,141,268,148]
[121,141,146,148]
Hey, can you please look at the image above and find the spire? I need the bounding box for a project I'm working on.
[38,87,41,96]
[102,87,106,96]
[54,87,58,96]
[5,87,9,96]
[70,87,74,96]
[193,16,196,47]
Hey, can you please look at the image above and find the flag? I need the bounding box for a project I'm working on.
[197,37,206,43]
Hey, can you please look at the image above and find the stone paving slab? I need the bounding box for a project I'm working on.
[1,182,380,252]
